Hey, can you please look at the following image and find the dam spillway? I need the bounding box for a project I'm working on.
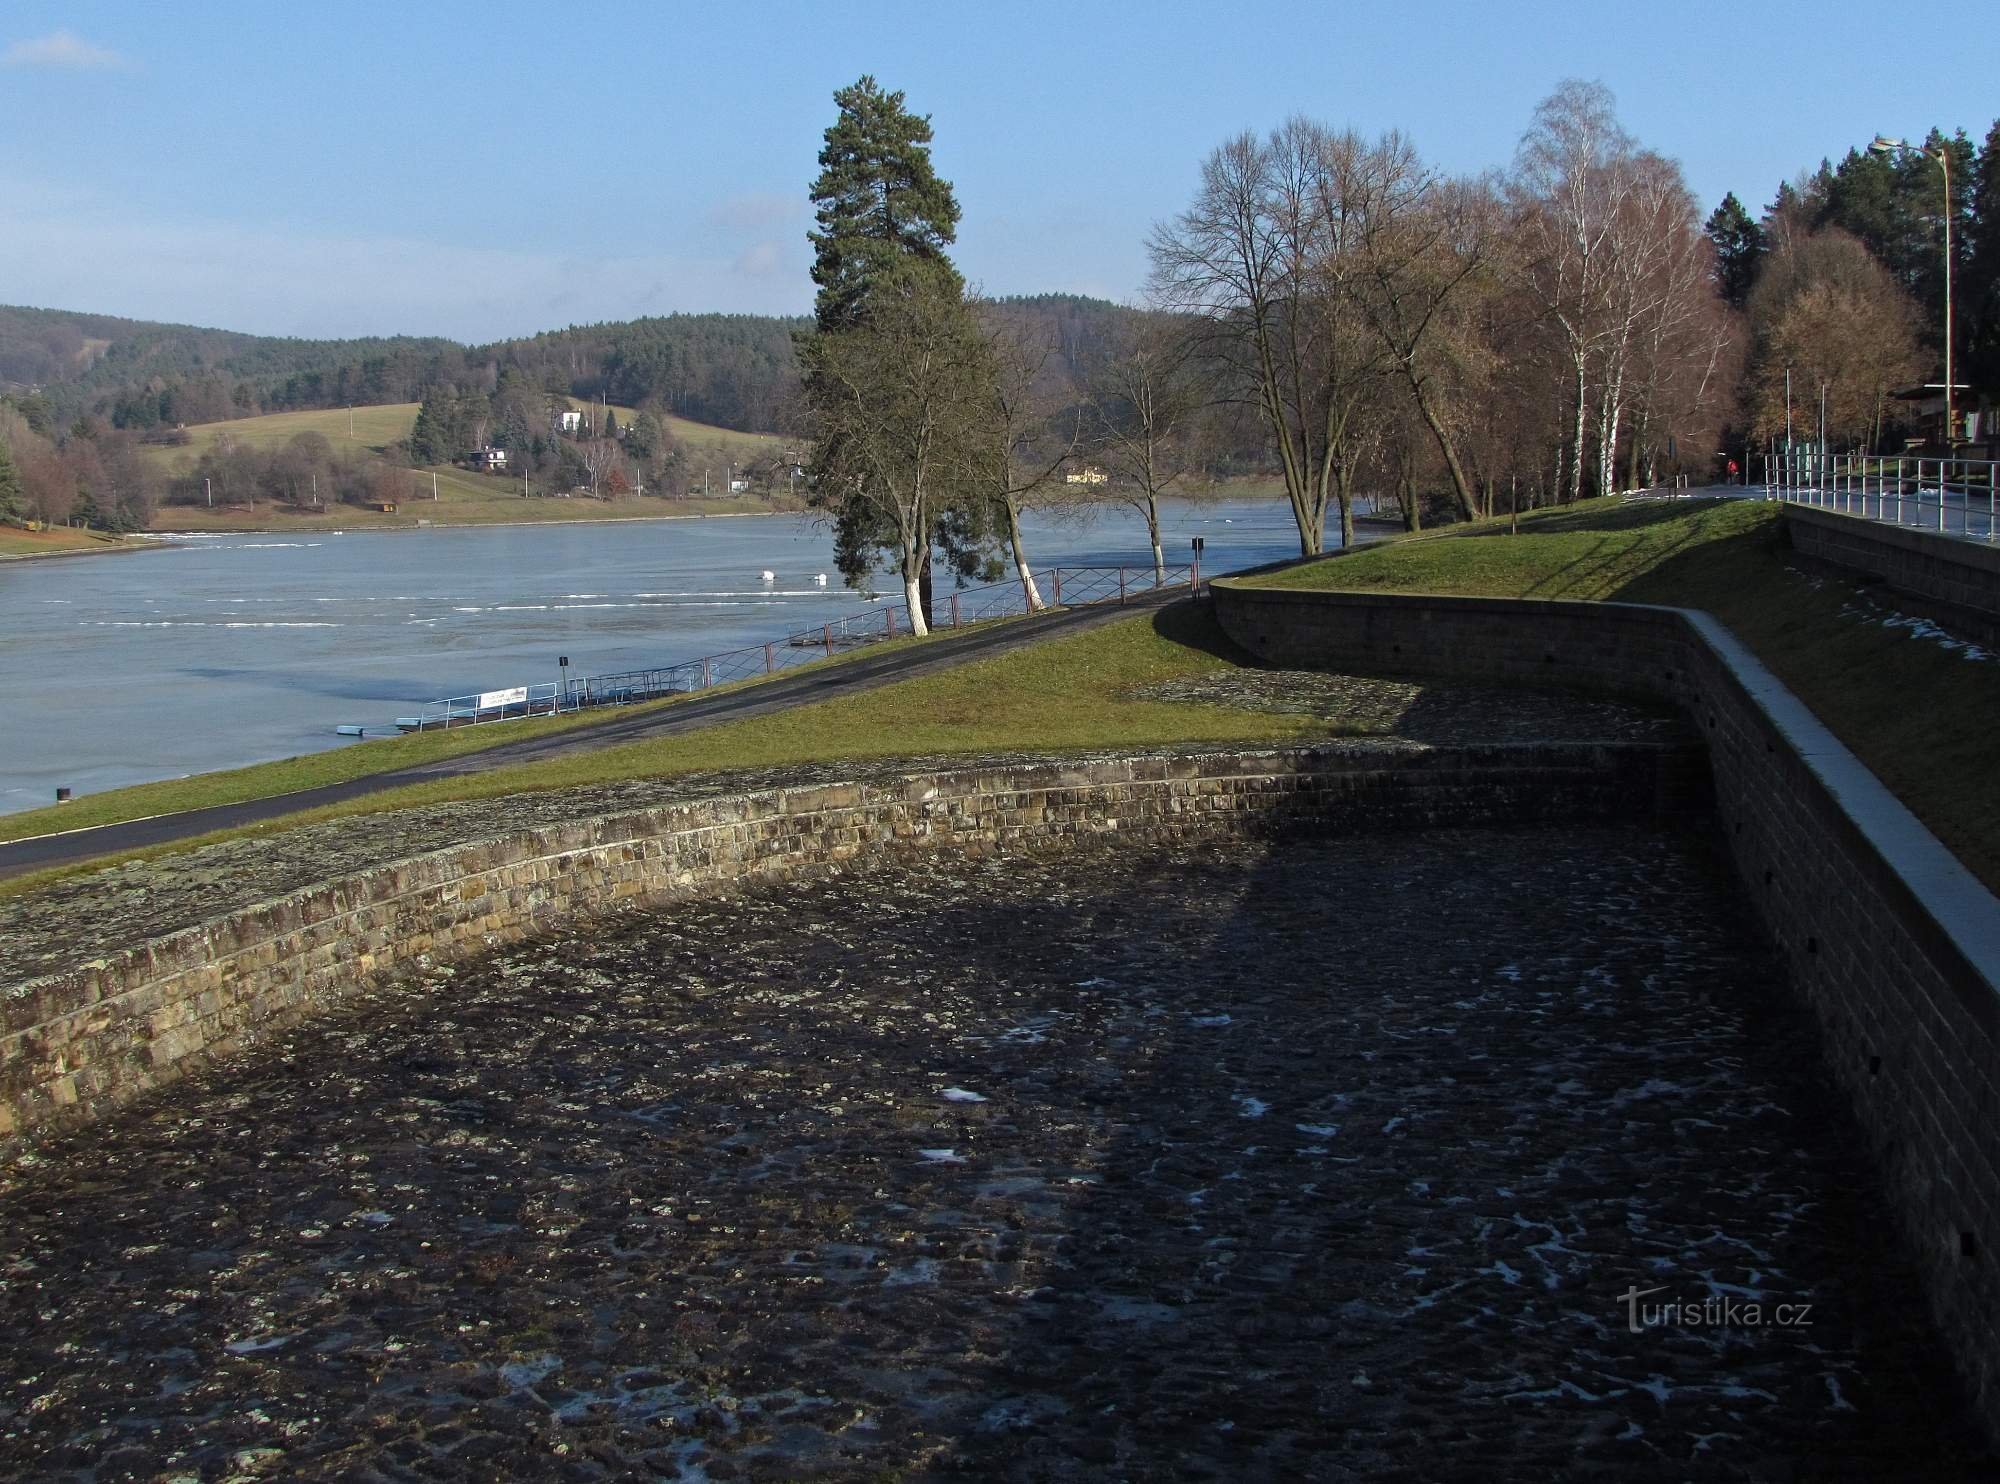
[0,823,1983,1478]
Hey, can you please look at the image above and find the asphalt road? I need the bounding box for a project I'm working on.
[0,590,1188,881]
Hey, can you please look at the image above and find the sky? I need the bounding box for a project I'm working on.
[1,0,1992,345]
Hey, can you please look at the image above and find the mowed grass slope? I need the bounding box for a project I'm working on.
[0,524,138,558]
[1246,497,2000,893]
[0,604,1321,896]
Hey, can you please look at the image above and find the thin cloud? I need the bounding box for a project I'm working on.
[706,192,805,233]
[0,178,811,340]
[2,29,132,71]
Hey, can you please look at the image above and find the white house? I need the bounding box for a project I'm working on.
[555,409,587,435]
[470,446,509,473]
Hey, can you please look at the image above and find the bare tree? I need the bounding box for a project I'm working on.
[1150,120,1386,555]
[800,273,991,637]
[1086,312,1203,577]
[1340,136,1501,521]
[1511,80,1640,502]
[969,303,1076,610]
[1749,230,1924,448]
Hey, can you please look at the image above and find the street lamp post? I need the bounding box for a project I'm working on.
[1871,134,1955,454]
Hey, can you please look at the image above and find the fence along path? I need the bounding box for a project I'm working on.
[1764,451,1999,542]
[409,563,1199,730]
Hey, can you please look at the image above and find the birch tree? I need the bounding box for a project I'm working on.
[969,303,1075,610]
[1511,80,1638,502]
[1086,313,1202,577]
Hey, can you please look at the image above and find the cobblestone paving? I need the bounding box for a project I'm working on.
[0,671,1680,988]
[1,825,1985,1481]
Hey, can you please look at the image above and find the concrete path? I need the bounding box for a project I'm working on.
[0,590,1184,880]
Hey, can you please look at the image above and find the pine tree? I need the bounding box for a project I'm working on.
[799,77,989,633]
[603,408,619,440]
[0,436,22,522]
[807,75,963,333]
[408,389,452,465]
[1704,193,1766,309]
[1961,119,2000,394]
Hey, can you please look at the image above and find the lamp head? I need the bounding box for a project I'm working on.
[1869,134,1906,157]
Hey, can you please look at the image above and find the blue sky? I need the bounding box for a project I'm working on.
[1,0,1992,343]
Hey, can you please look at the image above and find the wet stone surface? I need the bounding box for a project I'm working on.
[0,825,1986,1481]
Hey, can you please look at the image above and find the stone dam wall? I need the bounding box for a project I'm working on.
[1784,503,2000,639]
[0,741,1697,1159]
[1212,580,2000,1428]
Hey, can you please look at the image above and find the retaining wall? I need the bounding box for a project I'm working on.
[0,742,1695,1157]
[1212,580,2000,1428]
[1784,503,2000,633]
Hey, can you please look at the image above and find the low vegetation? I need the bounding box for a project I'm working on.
[0,524,135,558]
[1246,496,2000,892]
[0,604,1325,897]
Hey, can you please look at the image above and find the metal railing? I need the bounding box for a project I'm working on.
[1764,450,1999,542]
[401,561,1199,731]
[406,682,563,732]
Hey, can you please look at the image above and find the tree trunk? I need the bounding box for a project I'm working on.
[1146,496,1164,580]
[917,547,935,631]
[1410,380,1477,522]
[903,569,928,637]
[1007,499,1044,610]
[1568,354,1589,503]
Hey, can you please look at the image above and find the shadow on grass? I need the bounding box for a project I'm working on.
[1605,516,1787,608]
[1149,598,1264,667]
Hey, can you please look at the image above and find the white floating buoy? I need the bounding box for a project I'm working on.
[813,573,828,586]
[759,569,776,582]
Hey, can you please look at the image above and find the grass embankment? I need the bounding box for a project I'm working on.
[0,604,1316,897]
[1247,496,2000,893]
[0,525,137,558]
[139,402,793,532]
[0,615,1042,848]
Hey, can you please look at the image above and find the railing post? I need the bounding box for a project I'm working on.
[1118,567,1127,605]
[823,623,833,657]
[886,606,895,637]
[952,593,961,627]
[764,642,774,674]
[702,658,712,689]
[1053,568,1062,606]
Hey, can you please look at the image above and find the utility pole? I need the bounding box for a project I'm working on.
[205,476,212,508]
[432,472,439,502]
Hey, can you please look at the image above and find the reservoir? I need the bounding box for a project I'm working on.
[0,499,1311,813]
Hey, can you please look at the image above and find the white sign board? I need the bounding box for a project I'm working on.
[478,686,529,710]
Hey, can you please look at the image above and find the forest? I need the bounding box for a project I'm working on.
[3,84,1997,539]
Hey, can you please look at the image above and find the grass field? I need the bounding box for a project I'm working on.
[1243,496,2000,893]
[138,401,793,531]
[0,524,139,558]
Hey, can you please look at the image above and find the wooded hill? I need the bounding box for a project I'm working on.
[0,296,1146,443]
